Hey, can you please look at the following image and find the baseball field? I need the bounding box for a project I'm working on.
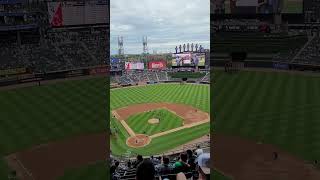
[110,83,210,156]
[213,69,320,179]
[0,77,108,180]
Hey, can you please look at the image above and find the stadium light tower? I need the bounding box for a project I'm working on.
[118,36,124,56]
[143,36,148,54]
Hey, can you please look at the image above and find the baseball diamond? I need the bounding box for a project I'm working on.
[110,83,210,156]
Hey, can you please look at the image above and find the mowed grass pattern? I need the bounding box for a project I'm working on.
[58,162,108,180]
[213,70,320,164]
[126,109,183,136]
[0,77,108,179]
[110,84,210,156]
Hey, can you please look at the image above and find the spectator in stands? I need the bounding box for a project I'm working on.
[110,161,119,173]
[133,155,143,168]
[156,156,173,175]
[127,160,132,169]
[176,172,188,180]
[150,155,160,165]
[196,153,210,180]
[195,145,203,157]
[187,149,197,170]
[136,159,156,180]
[110,161,120,180]
[174,153,190,173]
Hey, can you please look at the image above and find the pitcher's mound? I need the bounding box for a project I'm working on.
[127,134,151,148]
[148,118,159,124]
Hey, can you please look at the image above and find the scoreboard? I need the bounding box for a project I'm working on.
[48,0,108,27]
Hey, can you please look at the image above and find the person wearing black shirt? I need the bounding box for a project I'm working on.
[133,155,143,168]
[157,157,173,175]
[136,159,156,180]
[186,149,196,170]
[110,161,119,180]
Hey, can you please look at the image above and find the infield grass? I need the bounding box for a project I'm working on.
[126,109,183,136]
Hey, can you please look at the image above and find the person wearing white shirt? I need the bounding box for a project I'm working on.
[195,145,203,157]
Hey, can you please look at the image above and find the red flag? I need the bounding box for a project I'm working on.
[51,3,63,27]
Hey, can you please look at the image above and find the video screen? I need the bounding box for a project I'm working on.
[194,53,206,66]
[212,0,303,14]
[172,53,206,67]
[172,53,192,66]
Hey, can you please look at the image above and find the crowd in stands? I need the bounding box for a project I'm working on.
[293,36,320,65]
[214,19,262,26]
[272,48,301,62]
[111,70,210,86]
[200,72,210,83]
[0,1,107,74]
[110,145,210,180]
[0,27,107,73]
[113,70,169,85]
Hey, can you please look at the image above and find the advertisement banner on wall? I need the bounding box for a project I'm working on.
[125,62,145,70]
[90,66,109,75]
[148,61,166,69]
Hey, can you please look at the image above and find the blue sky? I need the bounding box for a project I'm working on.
[110,0,210,55]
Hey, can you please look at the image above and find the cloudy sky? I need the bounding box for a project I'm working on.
[111,0,210,55]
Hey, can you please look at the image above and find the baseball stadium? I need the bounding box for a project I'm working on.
[212,0,320,179]
[109,45,211,179]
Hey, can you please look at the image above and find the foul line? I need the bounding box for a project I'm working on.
[119,120,136,137]
[10,155,35,180]
[150,118,209,138]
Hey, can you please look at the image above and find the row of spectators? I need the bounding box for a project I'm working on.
[0,27,107,73]
[110,146,210,180]
[293,36,320,65]
[111,70,169,85]
[110,70,210,85]
[0,1,107,74]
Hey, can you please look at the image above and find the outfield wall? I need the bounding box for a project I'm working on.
[0,65,109,87]
[212,59,320,71]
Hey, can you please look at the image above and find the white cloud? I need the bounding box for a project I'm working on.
[111,0,210,54]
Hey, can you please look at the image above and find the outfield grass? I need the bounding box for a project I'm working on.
[0,77,107,179]
[126,109,183,136]
[213,70,320,164]
[57,162,108,180]
[110,83,210,156]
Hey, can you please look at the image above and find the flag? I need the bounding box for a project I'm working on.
[51,2,63,27]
